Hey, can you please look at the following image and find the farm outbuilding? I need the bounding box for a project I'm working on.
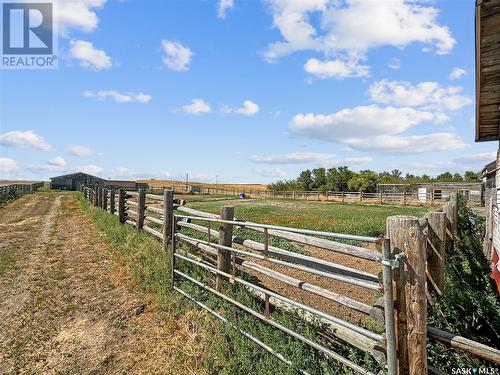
[50,172,137,191]
[475,0,500,292]
[377,182,483,203]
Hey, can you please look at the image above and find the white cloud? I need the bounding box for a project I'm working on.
[0,130,52,151]
[250,152,337,164]
[82,165,104,175]
[161,40,193,71]
[304,58,369,79]
[223,100,260,116]
[0,158,18,173]
[288,105,466,153]
[256,168,288,177]
[454,151,496,164]
[68,145,93,156]
[409,151,495,174]
[48,156,67,167]
[28,162,65,174]
[57,0,106,35]
[182,99,211,115]
[368,80,472,111]
[250,152,372,167]
[290,105,443,141]
[449,67,467,80]
[409,161,458,172]
[83,90,151,103]
[345,133,467,153]
[69,40,112,70]
[387,58,401,70]
[217,0,234,19]
[264,0,455,77]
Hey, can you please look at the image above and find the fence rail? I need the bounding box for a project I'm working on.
[0,182,43,203]
[81,186,500,374]
[143,186,478,206]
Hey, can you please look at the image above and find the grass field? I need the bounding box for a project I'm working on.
[181,196,428,237]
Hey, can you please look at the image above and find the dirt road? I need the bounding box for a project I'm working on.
[0,192,209,375]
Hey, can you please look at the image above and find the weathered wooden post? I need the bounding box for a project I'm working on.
[136,189,146,230]
[109,190,116,214]
[101,188,107,210]
[118,189,126,224]
[387,216,428,375]
[359,191,363,202]
[162,188,174,249]
[380,192,383,204]
[443,199,457,250]
[216,206,234,291]
[426,212,446,295]
[97,187,102,208]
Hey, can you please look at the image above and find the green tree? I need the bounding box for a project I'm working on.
[347,170,378,192]
[464,171,479,182]
[326,166,353,191]
[297,169,313,191]
[312,168,327,190]
[436,172,453,182]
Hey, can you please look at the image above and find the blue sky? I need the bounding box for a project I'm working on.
[0,0,496,183]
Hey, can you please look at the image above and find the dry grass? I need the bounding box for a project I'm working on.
[138,179,268,191]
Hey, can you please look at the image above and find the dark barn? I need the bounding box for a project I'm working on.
[50,172,137,191]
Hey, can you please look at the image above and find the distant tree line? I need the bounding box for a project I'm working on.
[267,167,480,193]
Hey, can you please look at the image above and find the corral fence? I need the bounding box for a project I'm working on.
[0,182,43,203]
[145,186,477,207]
[82,186,500,374]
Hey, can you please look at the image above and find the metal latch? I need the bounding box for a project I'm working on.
[381,253,405,268]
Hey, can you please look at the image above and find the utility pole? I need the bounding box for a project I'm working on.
[216,175,218,187]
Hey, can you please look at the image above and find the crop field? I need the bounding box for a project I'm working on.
[179,195,428,237]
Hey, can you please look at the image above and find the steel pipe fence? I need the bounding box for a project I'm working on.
[169,204,399,375]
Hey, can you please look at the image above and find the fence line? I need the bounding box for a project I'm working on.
[0,182,43,203]
[81,186,500,374]
[144,186,475,206]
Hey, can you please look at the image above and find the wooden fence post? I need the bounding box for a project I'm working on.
[101,188,107,210]
[162,188,174,249]
[216,206,234,291]
[443,200,457,249]
[359,192,363,202]
[97,187,102,208]
[426,212,446,295]
[109,190,116,214]
[136,189,145,230]
[118,189,126,223]
[387,216,428,375]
